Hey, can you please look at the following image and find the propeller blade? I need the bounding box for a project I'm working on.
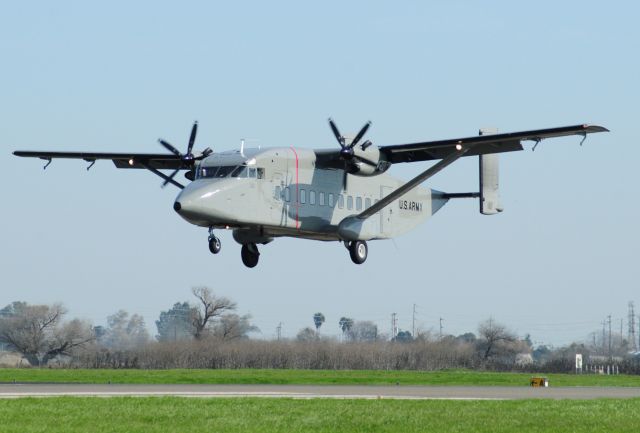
[328,118,344,146]
[187,121,198,155]
[162,168,180,188]
[159,139,182,157]
[350,121,371,148]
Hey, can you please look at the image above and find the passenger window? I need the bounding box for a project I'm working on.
[284,187,291,202]
[275,186,281,200]
[257,168,265,179]
[248,168,257,178]
[338,194,344,209]
[347,196,353,210]
[300,189,306,204]
[356,197,362,211]
[310,190,316,205]
[328,193,334,207]
[319,192,325,206]
[365,198,371,209]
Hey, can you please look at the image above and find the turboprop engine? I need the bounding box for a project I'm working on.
[328,118,391,177]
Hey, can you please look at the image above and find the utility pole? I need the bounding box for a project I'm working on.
[391,313,398,340]
[439,317,444,340]
[629,302,637,351]
[412,304,416,337]
[276,322,282,341]
[607,314,612,357]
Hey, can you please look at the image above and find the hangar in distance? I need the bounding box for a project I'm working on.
[14,119,608,268]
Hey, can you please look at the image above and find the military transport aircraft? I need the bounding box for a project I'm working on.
[14,120,607,268]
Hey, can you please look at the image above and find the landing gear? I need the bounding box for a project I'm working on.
[208,227,221,254]
[348,240,368,265]
[241,243,260,268]
[208,236,221,254]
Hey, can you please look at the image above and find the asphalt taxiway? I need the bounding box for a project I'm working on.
[2,384,640,400]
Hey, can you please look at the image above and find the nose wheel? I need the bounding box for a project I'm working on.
[241,243,260,268]
[208,236,221,254]
[208,227,221,254]
[348,240,368,265]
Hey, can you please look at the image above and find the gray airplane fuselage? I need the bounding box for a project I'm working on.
[174,147,449,244]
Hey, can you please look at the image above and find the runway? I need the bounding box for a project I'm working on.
[2,383,640,400]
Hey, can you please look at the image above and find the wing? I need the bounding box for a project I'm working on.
[12,151,189,170]
[380,124,608,163]
[12,150,198,189]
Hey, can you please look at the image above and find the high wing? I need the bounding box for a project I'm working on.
[381,124,608,163]
[357,124,608,219]
[12,150,192,189]
[13,121,208,189]
[12,151,190,170]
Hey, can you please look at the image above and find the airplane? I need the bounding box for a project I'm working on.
[13,120,607,268]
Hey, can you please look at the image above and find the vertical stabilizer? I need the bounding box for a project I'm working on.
[479,128,503,215]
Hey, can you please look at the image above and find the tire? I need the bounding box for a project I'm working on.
[208,237,221,254]
[349,241,368,265]
[241,244,259,268]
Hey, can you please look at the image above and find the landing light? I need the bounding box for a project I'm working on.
[128,158,135,166]
[455,144,462,151]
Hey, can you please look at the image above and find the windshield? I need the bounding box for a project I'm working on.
[198,165,258,179]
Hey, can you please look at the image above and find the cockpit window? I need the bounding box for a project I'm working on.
[197,165,265,179]
[231,166,247,177]
[199,166,236,179]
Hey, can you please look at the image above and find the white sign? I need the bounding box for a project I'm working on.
[576,354,583,369]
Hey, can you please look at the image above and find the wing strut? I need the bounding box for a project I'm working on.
[139,162,185,189]
[358,146,471,219]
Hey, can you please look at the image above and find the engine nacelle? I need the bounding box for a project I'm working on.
[348,146,391,177]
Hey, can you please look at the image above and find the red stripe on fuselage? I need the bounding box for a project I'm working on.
[290,146,300,229]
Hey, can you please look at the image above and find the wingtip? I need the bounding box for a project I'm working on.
[585,124,609,133]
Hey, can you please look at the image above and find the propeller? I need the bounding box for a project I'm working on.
[328,119,372,190]
[328,118,371,160]
[158,121,201,188]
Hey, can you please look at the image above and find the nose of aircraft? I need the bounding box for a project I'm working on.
[172,181,226,226]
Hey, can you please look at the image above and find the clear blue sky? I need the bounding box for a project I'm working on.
[2,1,638,346]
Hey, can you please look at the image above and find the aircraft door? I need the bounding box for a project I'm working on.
[270,172,286,226]
[380,185,394,236]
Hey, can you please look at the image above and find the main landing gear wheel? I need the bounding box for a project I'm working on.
[208,236,221,254]
[348,240,368,265]
[241,243,260,268]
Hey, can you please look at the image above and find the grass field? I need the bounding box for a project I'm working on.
[1,368,640,387]
[1,397,639,433]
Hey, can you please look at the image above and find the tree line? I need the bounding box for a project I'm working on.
[2,287,640,372]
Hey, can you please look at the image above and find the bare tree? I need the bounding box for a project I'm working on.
[477,318,516,361]
[350,321,378,342]
[212,314,258,341]
[296,327,317,342]
[0,302,93,366]
[100,310,150,349]
[191,287,236,339]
